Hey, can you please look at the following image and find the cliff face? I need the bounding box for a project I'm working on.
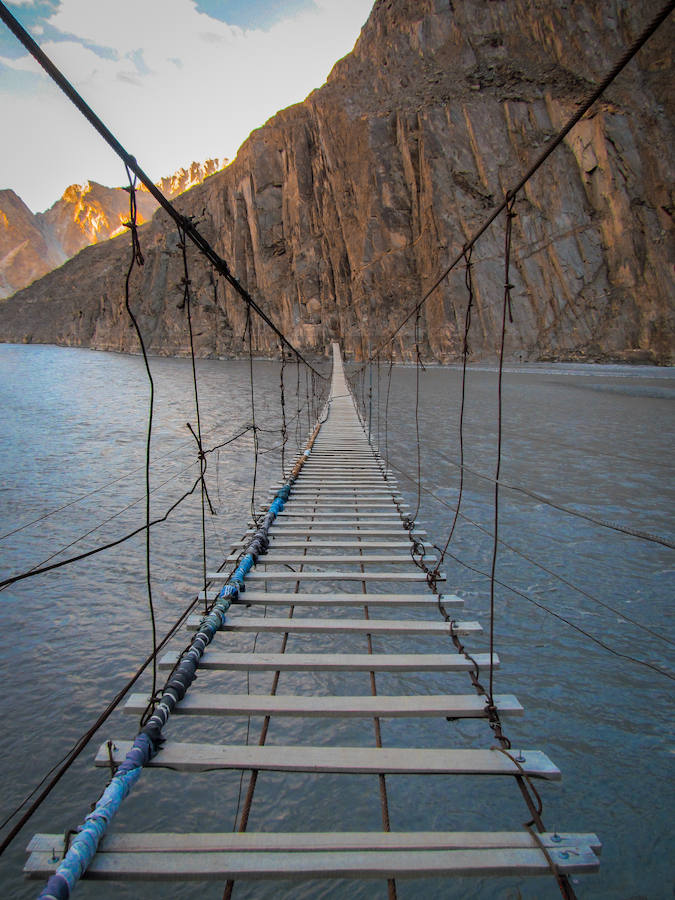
[0,159,227,299]
[0,0,672,363]
[0,190,64,298]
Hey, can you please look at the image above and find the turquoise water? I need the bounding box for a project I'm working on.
[0,344,673,899]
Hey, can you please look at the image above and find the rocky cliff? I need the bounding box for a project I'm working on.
[0,159,227,298]
[0,0,672,363]
[0,189,64,298]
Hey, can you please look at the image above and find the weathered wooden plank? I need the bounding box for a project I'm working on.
[94,743,560,779]
[267,503,407,510]
[290,467,391,471]
[230,540,430,549]
[225,554,435,564]
[196,590,460,607]
[294,449,377,453]
[28,831,601,854]
[158,650,498,672]
[236,571,445,582]
[279,499,404,505]
[278,481,398,487]
[186,615,480,634]
[275,512,404,519]
[247,528,428,537]
[285,481,398,486]
[291,483,398,490]
[24,845,600,879]
[124,692,523,718]
[289,477,396,482]
[272,488,400,495]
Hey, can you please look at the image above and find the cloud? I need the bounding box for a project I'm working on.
[0,0,373,210]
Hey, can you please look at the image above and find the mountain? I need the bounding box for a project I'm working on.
[0,158,228,298]
[0,0,672,363]
[149,159,226,201]
[0,189,64,298]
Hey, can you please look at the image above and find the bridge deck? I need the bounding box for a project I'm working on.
[26,343,599,891]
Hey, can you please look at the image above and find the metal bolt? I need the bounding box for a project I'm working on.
[515,749,526,763]
[551,828,562,843]
[50,848,58,863]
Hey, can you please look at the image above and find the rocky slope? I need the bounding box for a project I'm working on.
[0,159,227,298]
[0,0,672,363]
[0,190,64,298]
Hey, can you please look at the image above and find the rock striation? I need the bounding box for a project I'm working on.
[0,159,227,299]
[0,0,672,363]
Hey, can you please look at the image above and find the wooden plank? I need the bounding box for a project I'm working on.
[278,498,403,504]
[286,479,397,484]
[197,590,461,607]
[29,830,601,854]
[273,488,400,494]
[278,486,398,497]
[299,468,386,472]
[23,845,600,879]
[248,528,428,537]
[225,555,435,564]
[291,484,398,490]
[273,503,405,509]
[268,501,406,508]
[280,481,398,486]
[94,743,561,779]
[294,473,396,477]
[288,488,399,493]
[282,487,399,493]
[230,540,430,549]
[158,651,498,672]
[286,494,400,499]
[186,615,480,635]
[235,571,445,582]
[124,692,523,718]
[275,512,404,518]
[294,458,390,463]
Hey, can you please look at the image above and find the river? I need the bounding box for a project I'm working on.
[0,343,673,899]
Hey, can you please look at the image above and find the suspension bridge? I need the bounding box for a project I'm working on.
[25,343,600,897]
[3,2,672,895]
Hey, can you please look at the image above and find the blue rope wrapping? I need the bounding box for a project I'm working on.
[37,472,300,900]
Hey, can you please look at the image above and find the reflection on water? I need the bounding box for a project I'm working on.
[0,344,673,900]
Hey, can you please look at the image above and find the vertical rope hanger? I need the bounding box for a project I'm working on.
[178,224,215,613]
[295,355,301,452]
[376,353,381,451]
[122,165,158,718]
[488,192,517,701]
[384,353,393,472]
[304,366,311,433]
[433,246,475,576]
[410,306,424,522]
[279,343,288,479]
[243,302,260,524]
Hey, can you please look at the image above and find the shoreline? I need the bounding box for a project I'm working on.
[1,340,673,374]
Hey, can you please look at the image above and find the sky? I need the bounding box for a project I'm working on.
[0,0,374,212]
